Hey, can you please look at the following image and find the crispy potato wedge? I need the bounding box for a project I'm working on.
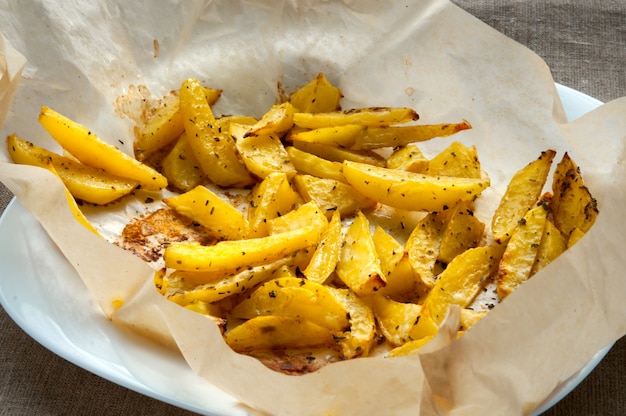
[230,122,296,179]
[247,172,300,238]
[437,202,485,264]
[459,308,487,331]
[268,201,328,235]
[293,140,385,167]
[161,133,205,193]
[327,287,376,359]
[336,211,386,295]
[426,141,481,179]
[288,124,365,148]
[293,174,376,219]
[530,218,567,276]
[342,160,490,212]
[164,224,323,272]
[38,106,167,191]
[244,102,295,138]
[288,72,342,113]
[567,227,586,248]
[8,134,138,205]
[133,88,221,161]
[163,185,249,240]
[424,245,504,324]
[497,204,548,299]
[367,294,424,346]
[353,120,472,150]
[42,161,101,236]
[225,315,336,353]
[165,256,294,305]
[293,107,419,129]
[230,277,350,332]
[387,335,435,357]
[302,211,342,284]
[386,145,429,173]
[550,152,598,237]
[286,146,346,183]
[491,150,556,243]
[372,226,422,301]
[405,211,448,289]
[180,78,253,188]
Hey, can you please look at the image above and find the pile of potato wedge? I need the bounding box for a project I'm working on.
[7,73,598,372]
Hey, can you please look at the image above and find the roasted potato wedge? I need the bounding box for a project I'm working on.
[293,107,419,129]
[8,134,138,205]
[39,106,167,191]
[342,160,490,212]
[491,150,556,243]
[180,78,253,188]
[288,72,342,113]
[293,174,376,219]
[336,211,386,295]
[163,185,249,240]
[302,210,342,284]
[424,245,504,324]
[230,277,350,332]
[497,204,548,299]
[550,152,598,237]
[353,120,472,150]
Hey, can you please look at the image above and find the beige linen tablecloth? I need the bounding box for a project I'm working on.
[0,1,624,415]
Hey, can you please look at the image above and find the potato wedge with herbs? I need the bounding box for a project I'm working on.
[293,174,376,219]
[550,152,598,237]
[425,141,481,179]
[225,315,336,353]
[491,150,556,243]
[166,256,294,305]
[424,245,504,325]
[437,202,485,264]
[288,124,365,148]
[230,122,296,180]
[8,134,138,205]
[42,161,101,236]
[286,146,346,183]
[180,78,253,188]
[302,211,342,284]
[336,210,386,295]
[133,88,221,161]
[247,172,301,238]
[38,106,167,191]
[367,294,424,346]
[163,185,249,240]
[267,201,328,235]
[372,226,422,301]
[160,132,205,193]
[229,277,350,332]
[386,145,429,173]
[352,120,472,150]
[327,287,376,359]
[293,107,419,129]
[342,160,490,212]
[164,224,323,272]
[288,72,342,113]
[243,102,295,138]
[530,218,567,276]
[406,211,448,289]
[497,204,548,299]
[293,140,385,167]
[388,335,435,357]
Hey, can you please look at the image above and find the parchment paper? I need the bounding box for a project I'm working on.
[1,0,625,414]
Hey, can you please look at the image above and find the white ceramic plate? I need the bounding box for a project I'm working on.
[0,84,611,416]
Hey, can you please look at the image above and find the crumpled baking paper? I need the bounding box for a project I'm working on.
[0,0,625,414]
